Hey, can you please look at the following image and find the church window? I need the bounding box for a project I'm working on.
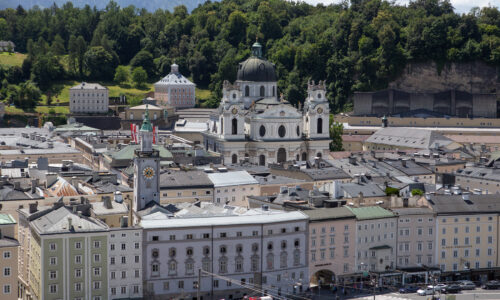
[317,118,323,134]
[232,93,236,99]
[232,154,238,164]
[232,118,238,135]
[220,118,223,134]
[296,125,300,137]
[260,86,265,97]
[318,93,322,99]
[245,86,249,97]
[302,152,307,161]
[259,125,266,137]
[259,155,266,166]
[278,125,286,138]
[273,86,275,97]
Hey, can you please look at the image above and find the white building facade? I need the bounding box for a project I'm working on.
[69,82,109,114]
[108,228,143,300]
[154,64,196,108]
[141,209,309,300]
[207,171,260,207]
[203,42,330,166]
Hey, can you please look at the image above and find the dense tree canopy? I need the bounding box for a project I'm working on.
[2,0,500,110]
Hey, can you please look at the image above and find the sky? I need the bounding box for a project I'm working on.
[302,0,500,13]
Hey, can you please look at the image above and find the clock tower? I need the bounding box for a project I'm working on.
[133,105,160,211]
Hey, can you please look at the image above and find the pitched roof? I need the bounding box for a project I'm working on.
[160,170,213,189]
[427,194,500,214]
[70,82,107,90]
[302,207,355,221]
[366,127,453,149]
[346,206,395,220]
[31,207,107,234]
[207,171,258,187]
[107,144,173,161]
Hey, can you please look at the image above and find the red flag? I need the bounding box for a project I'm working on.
[134,124,138,144]
[153,125,156,144]
[130,123,135,143]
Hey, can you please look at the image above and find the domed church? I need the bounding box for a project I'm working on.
[203,42,331,166]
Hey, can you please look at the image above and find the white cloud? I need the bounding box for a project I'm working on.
[301,0,500,13]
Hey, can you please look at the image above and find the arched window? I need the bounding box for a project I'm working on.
[259,125,266,137]
[296,125,300,137]
[267,253,274,270]
[317,117,323,134]
[301,152,307,161]
[260,86,265,97]
[232,118,238,135]
[259,155,266,166]
[316,152,322,158]
[280,252,288,268]
[245,86,250,97]
[220,118,223,134]
[278,125,286,138]
[232,154,238,164]
[272,86,275,97]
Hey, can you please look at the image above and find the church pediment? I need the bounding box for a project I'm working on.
[254,104,301,119]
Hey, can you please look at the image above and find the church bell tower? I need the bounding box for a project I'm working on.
[133,105,160,211]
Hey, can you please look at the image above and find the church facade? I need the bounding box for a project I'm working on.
[203,42,331,166]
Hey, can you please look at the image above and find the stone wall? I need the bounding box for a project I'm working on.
[389,61,499,94]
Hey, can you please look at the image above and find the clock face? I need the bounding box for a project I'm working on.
[143,167,155,180]
[232,107,238,115]
[317,107,323,114]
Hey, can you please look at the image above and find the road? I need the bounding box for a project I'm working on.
[353,290,500,300]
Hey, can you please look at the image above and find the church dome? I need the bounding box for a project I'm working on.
[236,42,277,82]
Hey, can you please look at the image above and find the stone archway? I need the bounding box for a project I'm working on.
[277,148,286,163]
[311,269,335,286]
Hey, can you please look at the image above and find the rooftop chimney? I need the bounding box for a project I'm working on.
[349,156,357,165]
[29,202,38,214]
[31,179,38,194]
[103,196,113,209]
[67,217,73,230]
[401,159,408,168]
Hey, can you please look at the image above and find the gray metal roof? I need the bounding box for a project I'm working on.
[302,207,355,221]
[427,194,500,214]
[366,127,453,149]
[340,183,386,198]
[160,170,213,189]
[391,207,434,216]
[455,166,500,182]
[207,171,258,187]
[31,207,108,234]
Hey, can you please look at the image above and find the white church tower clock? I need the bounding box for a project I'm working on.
[133,105,160,211]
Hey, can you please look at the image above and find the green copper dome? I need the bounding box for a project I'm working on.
[140,105,153,132]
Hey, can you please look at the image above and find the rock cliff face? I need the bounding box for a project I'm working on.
[389,61,499,94]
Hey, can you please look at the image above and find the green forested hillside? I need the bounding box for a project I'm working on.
[1,0,500,111]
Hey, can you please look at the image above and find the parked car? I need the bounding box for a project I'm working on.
[417,286,435,296]
[441,285,461,294]
[458,281,476,290]
[399,285,419,293]
[483,280,500,290]
[433,283,447,291]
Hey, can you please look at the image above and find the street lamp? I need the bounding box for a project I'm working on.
[418,263,437,300]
